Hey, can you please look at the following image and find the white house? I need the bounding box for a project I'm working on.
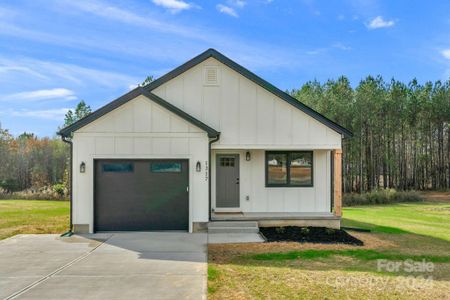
[58,49,352,233]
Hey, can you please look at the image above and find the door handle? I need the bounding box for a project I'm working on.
[236,178,239,184]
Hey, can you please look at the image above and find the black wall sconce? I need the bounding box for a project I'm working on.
[246,151,251,161]
[196,161,201,172]
[80,162,86,173]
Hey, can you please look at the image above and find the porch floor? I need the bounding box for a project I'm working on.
[211,212,339,221]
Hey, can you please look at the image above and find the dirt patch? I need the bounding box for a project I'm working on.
[420,191,450,202]
[260,226,363,245]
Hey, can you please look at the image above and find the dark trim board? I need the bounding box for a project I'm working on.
[58,88,219,138]
[58,49,352,138]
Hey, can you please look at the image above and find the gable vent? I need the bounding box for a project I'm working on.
[204,66,219,86]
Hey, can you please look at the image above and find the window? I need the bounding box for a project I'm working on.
[266,151,313,187]
[151,162,182,173]
[102,163,133,172]
[220,157,235,167]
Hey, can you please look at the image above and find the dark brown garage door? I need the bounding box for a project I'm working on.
[94,159,189,231]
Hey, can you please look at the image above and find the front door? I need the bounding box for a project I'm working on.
[216,154,240,208]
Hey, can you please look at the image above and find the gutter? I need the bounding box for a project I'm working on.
[60,135,73,237]
[208,134,220,221]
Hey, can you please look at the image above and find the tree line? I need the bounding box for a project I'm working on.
[0,77,448,195]
[0,101,91,195]
[291,76,450,192]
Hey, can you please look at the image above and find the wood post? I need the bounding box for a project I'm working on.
[333,149,342,217]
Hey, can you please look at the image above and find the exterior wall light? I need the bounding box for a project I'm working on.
[80,162,86,173]
[196,161,201,172]
[246,151,251,161]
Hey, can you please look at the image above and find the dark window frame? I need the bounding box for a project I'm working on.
[102,162,134,173]
[265,151,314,187]
[150,162,183,173]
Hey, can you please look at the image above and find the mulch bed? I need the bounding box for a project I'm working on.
[260,226,364,246]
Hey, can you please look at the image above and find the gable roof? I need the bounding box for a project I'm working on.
[144,48,352,138]
[58,48,352,138]
[58,87,220,138]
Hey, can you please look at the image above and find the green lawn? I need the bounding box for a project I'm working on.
[209,195,450,299]
[0,200,69,240]
[342,202,450,241]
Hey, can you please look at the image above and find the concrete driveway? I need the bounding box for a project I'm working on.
[0,232,207,300]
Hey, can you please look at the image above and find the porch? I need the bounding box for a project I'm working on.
[211,212,341,229]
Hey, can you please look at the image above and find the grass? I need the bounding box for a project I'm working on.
[208,192,450,299]
[248,249,450,263]
[0,200,69,240]
[342,201,450,241]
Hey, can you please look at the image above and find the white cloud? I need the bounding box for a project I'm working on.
[332,42,351,51]
[216,4,238,17]
[366,16,395,29]
[1,0,316,72]
[4,108,71,120]
[228,0,246,8]
[128,84,139,90]
[152,0,192,13]
[60,0,200,38]
[1,88,76,102]
[441,49,450,60]
[0,56,140,89]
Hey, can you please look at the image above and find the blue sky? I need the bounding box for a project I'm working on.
[1,0,449,137]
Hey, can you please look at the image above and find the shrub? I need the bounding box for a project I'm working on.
[0,178,19,193]
[343,189,423,206]
[0,186,68,201]
[275,227,286,234]
[53,183,66,197]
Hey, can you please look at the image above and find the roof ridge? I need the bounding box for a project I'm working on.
[144,48,352,137]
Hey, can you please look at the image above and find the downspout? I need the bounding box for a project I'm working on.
[208,134,220,221]
[61,135,73,237]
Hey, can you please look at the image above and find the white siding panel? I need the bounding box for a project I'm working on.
[239,80,257,144]
[203,86,220,129]
[165,77,184,109]
[95,137,114,154]
[274,101,292,145]
[133,97,152,132]
[114,106,133,132]
[256,88,274,145]
[115,137,133,154]
[152,137,170,155]
[171,138,189,155]
[134,137,152,154]
[151,105,171,132]
[267,189,284,212]
[284,189,299,212]
[170,115,189,133]
[220,68,240,145]
[183,66,203,120]
[292,110,309,143]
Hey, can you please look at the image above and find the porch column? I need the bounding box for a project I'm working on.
[333,149,342,217]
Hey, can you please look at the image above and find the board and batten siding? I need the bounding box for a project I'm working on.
[152,57,342,150]
[72,95,209,232]
[212,150,331,213]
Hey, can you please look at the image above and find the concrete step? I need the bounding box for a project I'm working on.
[208,227,260,234]
[207,221,258,228]
[208,221,259,234]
